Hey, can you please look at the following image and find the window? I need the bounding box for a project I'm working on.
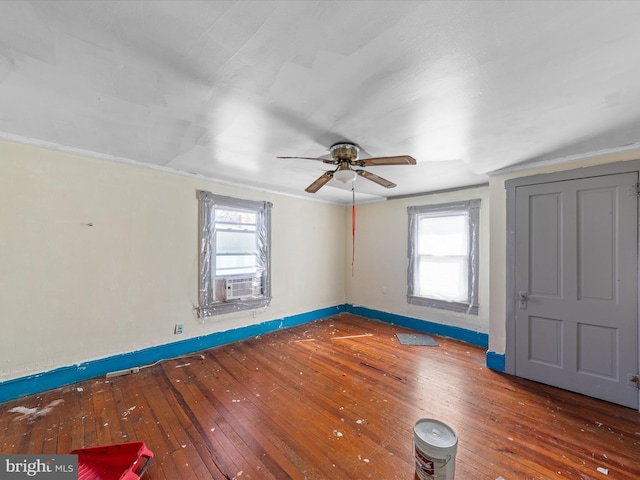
[198,191,272,317]
[407,199,480,314]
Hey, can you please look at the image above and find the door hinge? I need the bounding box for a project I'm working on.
[628,374,640,389]
[627,183,640,196]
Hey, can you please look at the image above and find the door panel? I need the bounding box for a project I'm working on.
[577,323,616,378]
[528,315,563,367]
[578,188,616,301]
[529,193,561,297]
[515,172,638,409]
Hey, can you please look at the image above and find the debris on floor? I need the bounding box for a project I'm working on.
[9,399,64,422]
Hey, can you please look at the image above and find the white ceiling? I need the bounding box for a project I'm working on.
[2,1,640,204]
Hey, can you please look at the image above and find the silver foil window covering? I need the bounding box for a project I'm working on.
[198,190,272,318]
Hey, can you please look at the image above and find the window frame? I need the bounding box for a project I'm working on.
[407,199,481,315]
[198,191,272,317]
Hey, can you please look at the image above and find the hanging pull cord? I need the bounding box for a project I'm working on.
[351,185,356,277]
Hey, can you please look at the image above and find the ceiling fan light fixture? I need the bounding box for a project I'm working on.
[333,168,357,184]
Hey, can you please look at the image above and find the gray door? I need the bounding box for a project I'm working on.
[514,172,639,409]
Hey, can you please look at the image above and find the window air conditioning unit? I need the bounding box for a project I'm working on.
[225,277,260,301]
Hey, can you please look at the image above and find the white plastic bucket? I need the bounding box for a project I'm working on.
[413,418,458,480]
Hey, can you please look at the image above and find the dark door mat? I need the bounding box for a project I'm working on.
[396,333,439,346]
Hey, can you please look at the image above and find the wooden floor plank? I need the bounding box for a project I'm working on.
[1,313,639,479]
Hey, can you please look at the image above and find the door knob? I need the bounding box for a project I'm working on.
[518,291,528,309]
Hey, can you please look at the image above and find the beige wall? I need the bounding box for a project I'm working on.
[5,136,636,383]
[0,140,346,382]
[345,185,490,334]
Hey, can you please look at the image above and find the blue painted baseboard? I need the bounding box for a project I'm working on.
[0,305,346,404]
[346,305,489,348]
[485,351,506,372]
[0,304,497,404]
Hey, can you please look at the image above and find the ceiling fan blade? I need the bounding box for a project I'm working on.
[305,171,334,193]
[277,156,325,161]
[277,156,336,165]
[356,155,416,167]
[356,170,396,188]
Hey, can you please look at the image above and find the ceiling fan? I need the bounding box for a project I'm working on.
[278,142,416,193]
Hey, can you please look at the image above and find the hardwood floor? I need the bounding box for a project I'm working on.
[1,313,639,479]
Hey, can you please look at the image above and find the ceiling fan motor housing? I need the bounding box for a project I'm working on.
[331,143,359,161]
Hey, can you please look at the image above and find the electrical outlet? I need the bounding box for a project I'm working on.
[174,323,183,334]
